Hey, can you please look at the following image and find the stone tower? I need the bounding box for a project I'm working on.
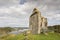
[29,8,48,34]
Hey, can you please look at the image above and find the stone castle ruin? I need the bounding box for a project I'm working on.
[29,8,48,34]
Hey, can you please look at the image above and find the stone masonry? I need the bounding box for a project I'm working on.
[29,8,48,34]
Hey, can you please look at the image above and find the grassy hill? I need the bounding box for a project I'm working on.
[0,33,60,40]
[0,27,15,35]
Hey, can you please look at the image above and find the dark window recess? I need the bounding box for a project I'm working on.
[35,12,37,13]
[40,23,42,26]
[45,23,47,26]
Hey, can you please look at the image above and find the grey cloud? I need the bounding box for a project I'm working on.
[0,0,19,7]
[0,0,60,27]
[0,17,28,27]
[26,0,60,10]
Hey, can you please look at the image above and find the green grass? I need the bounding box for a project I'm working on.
[28,33,60,40]
[0,33,60,40]
[0,34,25,40]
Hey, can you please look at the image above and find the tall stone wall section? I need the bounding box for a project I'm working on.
[29,8,48,34]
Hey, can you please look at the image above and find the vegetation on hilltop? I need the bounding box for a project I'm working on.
[0,27,15,34]
[0,33,60,40]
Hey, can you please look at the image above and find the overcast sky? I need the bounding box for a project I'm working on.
[0,0,60,27]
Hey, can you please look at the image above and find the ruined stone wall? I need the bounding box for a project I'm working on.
[29,8,48,34]
[29,12,38,34]
[41,17,48,33]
